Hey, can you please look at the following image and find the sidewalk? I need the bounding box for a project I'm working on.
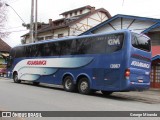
[0,77,10,80]
[114,89,160,104]
[149,88,160,92]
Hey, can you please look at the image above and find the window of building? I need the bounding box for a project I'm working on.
[45,36,53,40]
[58,34,64,38]
[148,32,160,46]
[80,10,83,14]
[65,14,68,18]
[151,65,160,87]
[70,13,72,17]
[75,11,77,15]
[37,37,44,41]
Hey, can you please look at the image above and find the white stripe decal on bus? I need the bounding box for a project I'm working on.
[13,57,93,81]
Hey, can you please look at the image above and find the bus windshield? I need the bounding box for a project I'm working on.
[131,33,151,52]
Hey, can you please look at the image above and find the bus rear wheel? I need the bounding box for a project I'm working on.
[101,91,113,96]
[78,77,92,95]
[63,76,76,92]
[13,73,21,83]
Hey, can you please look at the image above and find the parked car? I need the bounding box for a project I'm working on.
[0,68,6,77]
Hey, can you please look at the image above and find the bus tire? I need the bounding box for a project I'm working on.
[78,77,92,95]
[63,76,76,92]
[13,73,21,83]
[101,91,113,96]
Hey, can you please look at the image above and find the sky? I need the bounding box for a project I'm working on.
[3,0,160,47]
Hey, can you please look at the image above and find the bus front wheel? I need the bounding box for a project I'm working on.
[13,73,21,83]
[63,76,76,92]
[78,77,92,95]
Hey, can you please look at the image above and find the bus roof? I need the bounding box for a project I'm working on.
[15,29,133,48]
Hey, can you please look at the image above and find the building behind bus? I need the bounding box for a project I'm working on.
[0,38,11,76]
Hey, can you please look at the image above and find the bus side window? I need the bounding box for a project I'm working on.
[77,38,92,55]
[25,46,29,57]
[59,40,72,55]
[15,47,25,58]
[70,40,77,55]
[43,43,51,56]
[59,41,65,55]
[106,34,124,54]
[91,37,106,54]
[25,46,32,57]
[32,45,39,57]
[38,44,45,56]
[51,42,60,56]
[34,45,40,57]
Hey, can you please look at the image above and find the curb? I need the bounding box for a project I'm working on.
[0,77,11,81]
[149,88,160,92]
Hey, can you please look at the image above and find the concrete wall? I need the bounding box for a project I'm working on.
[70,11,109,36]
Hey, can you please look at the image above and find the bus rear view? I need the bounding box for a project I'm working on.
[122,32,151,91]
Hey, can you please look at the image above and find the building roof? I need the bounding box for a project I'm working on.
[143,23,160,33]
[0,38,11,52]
[70,8,111,25]
[80,14,160,35]
[152,55,160,61]
[60,5,94,15]
[41,8,111,33]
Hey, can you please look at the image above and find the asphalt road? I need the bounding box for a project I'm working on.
[0,78,160,120]
[0,78,160,111]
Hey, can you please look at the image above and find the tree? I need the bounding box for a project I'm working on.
[0,0,9,38]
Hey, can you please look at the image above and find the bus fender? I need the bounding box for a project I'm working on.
[13,71,18,78]
[62,72,76,84]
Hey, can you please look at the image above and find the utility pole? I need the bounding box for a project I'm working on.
[122,0,125,6]
[35,0,38,42]
[30,0,34,43]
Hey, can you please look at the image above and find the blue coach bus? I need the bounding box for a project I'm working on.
[7,30,151,95]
